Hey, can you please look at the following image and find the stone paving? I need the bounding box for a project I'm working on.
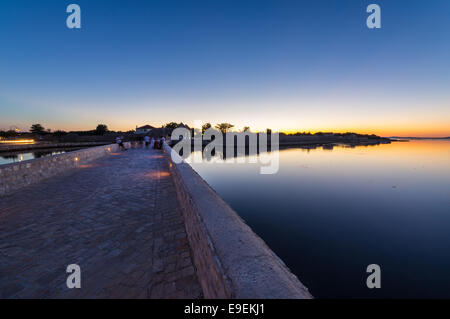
[0,147,203,298]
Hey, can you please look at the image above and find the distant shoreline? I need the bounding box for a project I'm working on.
[176,134,392,149]
[388,136,450,140]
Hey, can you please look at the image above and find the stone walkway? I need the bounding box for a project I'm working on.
[0,147,202,298]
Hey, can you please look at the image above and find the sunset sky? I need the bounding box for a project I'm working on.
[0,0,449,137]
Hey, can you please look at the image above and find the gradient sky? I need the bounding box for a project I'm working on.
[0,0,449,136]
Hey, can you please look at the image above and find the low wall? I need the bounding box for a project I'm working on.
[0,143,130,196]
[163,144,312,299]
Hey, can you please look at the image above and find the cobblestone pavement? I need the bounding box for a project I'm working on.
[0,147,202,299]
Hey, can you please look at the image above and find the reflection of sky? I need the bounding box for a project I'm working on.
[187,140,450,297]
[0,1,449,136]
[0,151,66,165]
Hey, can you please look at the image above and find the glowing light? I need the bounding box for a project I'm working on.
[78,164,100,169]
[74,157,79,162]
[0,139,35,144]
[145,171,170,179]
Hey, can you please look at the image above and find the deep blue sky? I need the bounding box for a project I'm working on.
[0,0,449,136]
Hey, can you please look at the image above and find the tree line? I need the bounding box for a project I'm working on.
[163,122,270,135]
[1,123,383,140]
[0,124,112,137]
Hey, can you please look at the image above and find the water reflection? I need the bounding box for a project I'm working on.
[0,148,82,165]
[0,154,20,161]
[182,142,385,160]
[32,150,63,158]
[185,140,450,298]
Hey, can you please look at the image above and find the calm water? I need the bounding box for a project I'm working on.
[0,150,68,165]
[186,140,450,298]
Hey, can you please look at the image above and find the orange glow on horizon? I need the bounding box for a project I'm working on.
[278,123,450,138]
[278,128,450,138]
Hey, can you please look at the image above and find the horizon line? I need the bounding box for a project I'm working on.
[1,127,449,140]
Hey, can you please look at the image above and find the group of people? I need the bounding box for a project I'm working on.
[116,136,166,150]
[152,136,165,149]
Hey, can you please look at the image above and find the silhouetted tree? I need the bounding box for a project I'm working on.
[215,123,234,134]
[95,124,108,135]
[266,128,272,134]
[242,126,250,132]
[164,122,179,130]
[0,130,18,138]
[53,130,68,137]
[30,124,45,135]
[202,123,212,134]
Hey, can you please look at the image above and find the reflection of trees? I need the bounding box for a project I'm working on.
[32,151,54,158]
[178,142,385,161]
[0,149,70,165]
[0,154,19,160]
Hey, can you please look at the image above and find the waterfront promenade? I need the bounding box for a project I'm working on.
[0,147,202,298]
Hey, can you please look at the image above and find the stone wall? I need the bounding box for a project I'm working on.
[163,144,312,299]
[0,143,130,196]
